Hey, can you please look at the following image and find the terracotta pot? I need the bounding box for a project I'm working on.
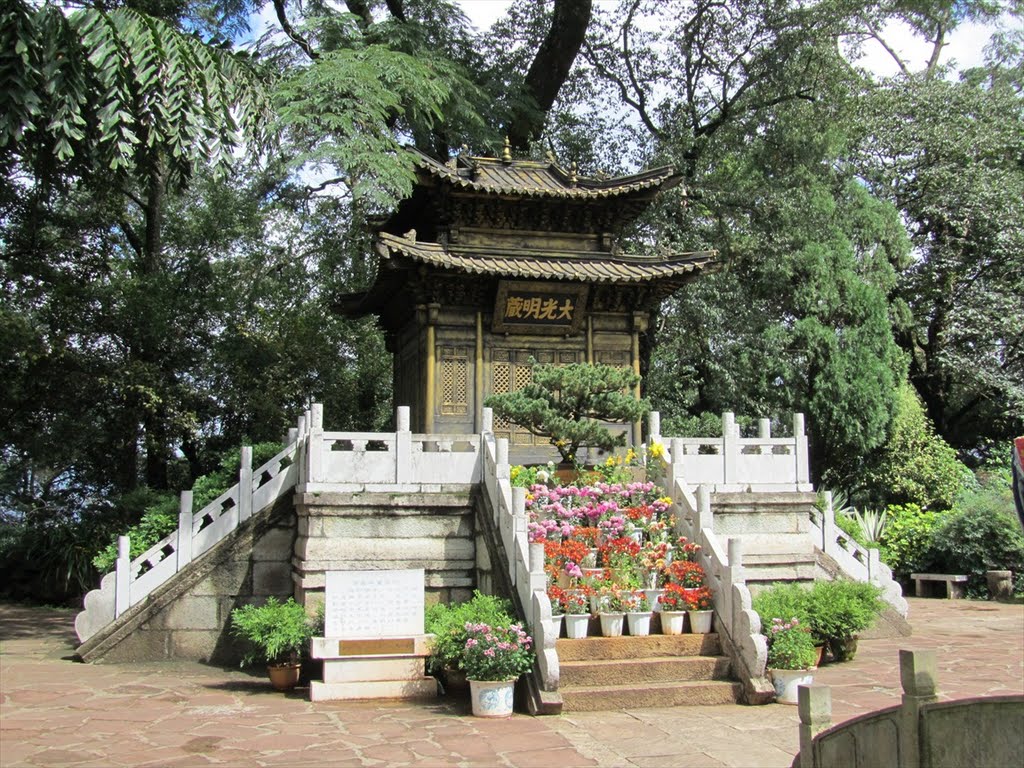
[267,662,302,692]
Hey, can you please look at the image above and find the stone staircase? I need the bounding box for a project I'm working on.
[556,630,742,711]
[710,491,820,592]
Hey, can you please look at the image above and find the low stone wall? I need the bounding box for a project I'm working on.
[797,649,1024,768]
[76,497,295,664]
[291,488,478,613]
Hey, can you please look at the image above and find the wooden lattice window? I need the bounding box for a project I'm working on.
[440,347,469,416]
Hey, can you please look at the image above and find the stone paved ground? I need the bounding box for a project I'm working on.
[1,597,1021,768]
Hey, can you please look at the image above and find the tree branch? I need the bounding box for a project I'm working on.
[273,0,318,60]
[508,0,594,149]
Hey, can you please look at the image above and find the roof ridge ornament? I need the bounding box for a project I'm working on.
[501,136,512,164]
[569,162,578,187]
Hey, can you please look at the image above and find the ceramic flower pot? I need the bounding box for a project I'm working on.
[770,668,815,705]
[659,610,687,635]
[565,613,590,639]
[688,610,713,634]
[469,678,516,718]
[626,612,652,636]
[599,612,625,637]
[267,662,302,692]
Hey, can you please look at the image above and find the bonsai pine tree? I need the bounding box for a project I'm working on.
[485,362,649,464]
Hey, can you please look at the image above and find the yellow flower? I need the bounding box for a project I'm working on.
[605,457,616,467]
[659,496,672,505]
[649,442,665,459]
[625,448,636,463]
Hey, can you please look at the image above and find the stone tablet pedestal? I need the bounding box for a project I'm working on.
[309,569,437,702]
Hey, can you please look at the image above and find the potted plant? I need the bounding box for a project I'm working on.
[461,622,535,718]
[624,590,653,636]
[424,591,515,692]
[806,580,885,662]
[484,362,649,468]
[230,597,313,691]
[547,585,565,638]
[684,585,715,633]
[658,583,690,635]
[597,586,629,637]
[563,591,591,639]
[765,617,817,704]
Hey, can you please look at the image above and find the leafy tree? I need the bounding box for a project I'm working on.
[856,383,969,510]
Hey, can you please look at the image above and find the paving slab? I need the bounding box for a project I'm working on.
[1,597,1022,767]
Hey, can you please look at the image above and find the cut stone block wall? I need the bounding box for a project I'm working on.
[76,497,296,664]
[292,487,478,614]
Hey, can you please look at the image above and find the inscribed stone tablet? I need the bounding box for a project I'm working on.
[324,569,424,639]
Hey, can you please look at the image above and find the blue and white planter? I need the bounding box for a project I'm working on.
[469,678,516,718]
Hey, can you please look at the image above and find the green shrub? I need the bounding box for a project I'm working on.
[806,580,884,645]
[928,501,1024,597]
[424,591,515,675]
[752,583,814,639]
[878,503,945,578]
[92,442,284,573]
[230,597,313,666]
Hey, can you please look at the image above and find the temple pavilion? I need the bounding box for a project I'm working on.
[340,143,715,458]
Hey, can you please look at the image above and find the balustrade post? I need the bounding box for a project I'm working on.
[395,405,412,484]
[495,438,509,479]
[696,484,713,532]
[649,410,661,442]
[307,404,323,484]
[176,491,193,570]
[794,413,809,486]
[667,436,684,489]
[868,547,881,582]
[758,418,771,455]
[798,684,832,768]
[287,427,298,445]
[722,412,737,486]
[821,491,835,552]
[296,413,308,485]
[899,650,938,768]
[115,535,130,618]
[235,445,252,522]
[482,406,493,435]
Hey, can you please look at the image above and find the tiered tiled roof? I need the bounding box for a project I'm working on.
[410,148,681,200]
[375,232,714,285]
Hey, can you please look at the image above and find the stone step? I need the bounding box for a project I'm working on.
[556,633,722,662]
[743,561,819,585]
[560,679,743,711]
[710,491,819,508]
[729,533,817,559]
[560,655,733,687]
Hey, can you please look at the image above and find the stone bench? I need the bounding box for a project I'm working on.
[911,572,968,599]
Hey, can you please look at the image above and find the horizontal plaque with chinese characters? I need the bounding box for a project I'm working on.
[492,281,588,335]
[324,569,424,639]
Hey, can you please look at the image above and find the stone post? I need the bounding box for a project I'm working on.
[395,405,412,484]
[899,649,938,768]
[668,437,684,489]
[495,438,509,479]
[722,412,737,486]
[820,490,834,551]
[758,418,771,455]
[649,410,661,442]
[306,404,323,485]
[287,427,298,445]
[798,684,832,768]
[794,413,809,486]
[482,406,493,435]
[176,491,193,570]
[115,535,130,618]
[696,484,713,533]
[238,445,253,522]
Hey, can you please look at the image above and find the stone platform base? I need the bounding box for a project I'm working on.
[309,635,437,702]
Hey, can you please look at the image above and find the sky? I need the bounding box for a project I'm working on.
[455,0,997,76]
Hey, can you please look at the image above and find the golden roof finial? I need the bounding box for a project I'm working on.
[545,149,556,165]
[569,162,578,186]
[501,136,512,163]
